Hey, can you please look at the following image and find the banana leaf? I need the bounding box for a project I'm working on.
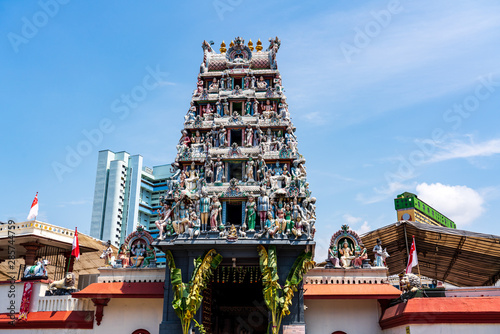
[165,249,222,334]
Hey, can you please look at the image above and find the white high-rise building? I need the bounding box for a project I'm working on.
[90,150,173,247]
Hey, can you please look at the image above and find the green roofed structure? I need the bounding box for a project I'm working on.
[394,192,456,229]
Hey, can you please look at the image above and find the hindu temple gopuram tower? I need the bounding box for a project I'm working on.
[156,37,316,334]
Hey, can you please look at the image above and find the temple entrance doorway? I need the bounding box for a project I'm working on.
[203,264,268,334]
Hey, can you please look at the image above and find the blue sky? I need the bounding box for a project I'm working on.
[1,0,500,258]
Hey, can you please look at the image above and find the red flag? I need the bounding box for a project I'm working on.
[406,236,418,274]
[72,227,80,260]
[27,192,39,220]
[18,282,34,320]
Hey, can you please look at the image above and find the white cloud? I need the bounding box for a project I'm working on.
[416,182,485,227]
[356,221,372,235]
[343,214,372,235]
[426,138,500,164]
[357,181,415,204]
[343,213,362,225]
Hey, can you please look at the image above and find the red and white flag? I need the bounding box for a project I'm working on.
[27,192,39,220]
[406,236,418,274]
[72,227,80,260]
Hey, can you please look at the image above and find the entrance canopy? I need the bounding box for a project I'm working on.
[362,221,500,287]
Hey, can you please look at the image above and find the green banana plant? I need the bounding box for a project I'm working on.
[165,249,223,334]
[257,245,315,334]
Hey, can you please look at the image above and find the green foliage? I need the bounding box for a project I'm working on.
[257,245,315,334]
[165,249,222,334]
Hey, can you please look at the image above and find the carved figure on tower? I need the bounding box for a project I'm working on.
[257,188,270,230]
[210,196,222,231]
[245,196,257,231]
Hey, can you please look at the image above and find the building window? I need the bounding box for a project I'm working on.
[132,330,150,334]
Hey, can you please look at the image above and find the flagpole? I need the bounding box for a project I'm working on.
[65,255,72,275]
[415,234,421,277]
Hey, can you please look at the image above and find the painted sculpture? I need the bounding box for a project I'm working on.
[23,259,49,280]
[117,226,157,268]
[154,37,316,242]
[326,225,364,269]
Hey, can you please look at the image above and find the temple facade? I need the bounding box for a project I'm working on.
[153,37,316,334]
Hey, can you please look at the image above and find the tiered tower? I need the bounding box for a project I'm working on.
[157,37,315,334]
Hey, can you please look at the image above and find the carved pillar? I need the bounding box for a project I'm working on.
[21,242,44,266]
[92,298,110,326]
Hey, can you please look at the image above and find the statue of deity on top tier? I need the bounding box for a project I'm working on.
[257,76,267,89]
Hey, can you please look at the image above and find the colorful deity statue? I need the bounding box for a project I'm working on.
[257,188,270,231]
[120,226,157,268]
[245,126,253,147]
[373,238,390,267]
[210,196,222,231]
[253,99,259,115]
[200,190,211,232]
[257,76,267,89]
[353,243,368,268]
[215,158,225,183]
[245,196,257,231]
[245,98,253,115]
[188,211,201,239]
[155,202,172,240]
[246,158,255,182]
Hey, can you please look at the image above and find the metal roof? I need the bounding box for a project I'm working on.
[361,221,500,287]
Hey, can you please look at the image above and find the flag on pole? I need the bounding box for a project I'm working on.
[71,227,80,260]
[406,236,418,274]
[27,192,39,220]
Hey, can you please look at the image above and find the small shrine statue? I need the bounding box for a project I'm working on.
[245,196,257,231]
[199,190,211,232]
[245,98,253,115]
[216,99,222,117]
[130,242,146,267]
[253,99,259,115]
[155,202,172,240]
[196,76,204,95]
[291,216,304,239]
[245,126,253,147]
[118,243,130,268]
[339,240,354,267]
[256,76,267,89]
[328,245,341,268]
[100,240,113,267]
[215,158,225,183]
[276,206,287,236]
[48,272,77,295]
[209,78,218,91]
[204,103,213,120]
[219,128,227,147]
[223,100,230,116]
[210,196,222,231]
[353,243,368,268]
[257,188,270,231]
[261,212,279,239]
[181,130,191,147]
[373,238,390,267]
[188,211,201,239]
[246,158,255,182]
[227,224,238,241]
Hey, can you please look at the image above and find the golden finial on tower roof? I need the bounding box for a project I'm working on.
[248,39,254,51]
[220,41,227,53]
[230,40,234,47]
[256,39,263,52]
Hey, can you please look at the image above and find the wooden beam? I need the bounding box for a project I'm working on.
[442,236,466,281]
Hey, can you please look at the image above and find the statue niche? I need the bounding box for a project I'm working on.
[326,225,363,269]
